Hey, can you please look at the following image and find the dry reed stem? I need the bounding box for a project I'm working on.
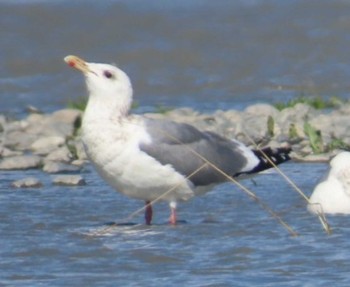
[242,132,332,235]
[91,119,298,237]
[158,130,298,237]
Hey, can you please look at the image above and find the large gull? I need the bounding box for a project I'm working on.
[64,55,291,225]
[308,151,350,215]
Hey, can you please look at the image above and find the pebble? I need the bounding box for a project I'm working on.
[11,177,43,188]
[52,175,86,186]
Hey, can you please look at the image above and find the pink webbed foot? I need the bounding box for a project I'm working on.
[169,202,177,225]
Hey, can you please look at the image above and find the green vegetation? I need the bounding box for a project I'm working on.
[66,140,79,160]
[67,97,87,111]
[267,115,274,137]
[303,122,324,154]
[288,123,299,139]
[302,122,350,153]
[274,95,343,111]
[154,104,174,114]
[327,137,350,151]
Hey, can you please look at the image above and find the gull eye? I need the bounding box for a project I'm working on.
[103,70,114,79]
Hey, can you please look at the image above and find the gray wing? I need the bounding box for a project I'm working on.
[139,118,254,186]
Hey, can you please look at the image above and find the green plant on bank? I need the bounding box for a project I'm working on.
[67,97,87,111]
[267,115,274,137]
[154,104,174,114]
[303,122,324,154]
[274,95,343,111]
[66,140,79,160]
[302,122,350,153]
[327,137,350,151]
[288,123,299,139]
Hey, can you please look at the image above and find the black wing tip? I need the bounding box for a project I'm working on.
[254,146,292,161]
[245,146,292,175]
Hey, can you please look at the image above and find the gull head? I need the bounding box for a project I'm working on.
[64,55,133,116]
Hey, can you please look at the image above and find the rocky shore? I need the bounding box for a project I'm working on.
[1,103,350,187]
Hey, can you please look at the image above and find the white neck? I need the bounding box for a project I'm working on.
[83,95,130,123]
[83,78,133,123]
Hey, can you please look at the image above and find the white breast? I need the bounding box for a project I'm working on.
[81,116,194,202]
[308,176,350,214]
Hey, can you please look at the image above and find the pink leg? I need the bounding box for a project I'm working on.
[145,201,152,225]
[169,202,177,225]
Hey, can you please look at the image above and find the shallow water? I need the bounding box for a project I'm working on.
[2,162,350,286]
[2,0,350,116]
[2,1,350,286]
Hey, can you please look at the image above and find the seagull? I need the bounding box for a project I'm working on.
[64,55,291,225]
[308,151,350,215]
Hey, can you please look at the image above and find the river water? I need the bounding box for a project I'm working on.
[2,0,350,286]
[2,162,350,286]
[2,0,350,116]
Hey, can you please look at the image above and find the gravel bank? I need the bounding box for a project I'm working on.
[1,103,349,185]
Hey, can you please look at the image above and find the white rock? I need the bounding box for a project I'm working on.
[0,147,23,157]
[43,161,81,173]
[52,175,86,186]
[275,103,317,138]
[0,155,42,170]
[31,136,65,155]
[11,177,43,188]
[25,109,82,139]
[71,159,89,167]
[244,103,279,117]
[46,146,73,162]
[4,130,38,150]
[51,109,82,125]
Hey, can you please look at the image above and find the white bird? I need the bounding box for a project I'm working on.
[308,151,350,215]
[64,55,291,225]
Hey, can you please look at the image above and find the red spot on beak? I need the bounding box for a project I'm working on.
[68,60,76,67]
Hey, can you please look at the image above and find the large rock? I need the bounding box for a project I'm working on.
[3,120,38,150]
[42,160,81,173]
[31,136,66,155]
[46,146,73,162]
[0,155,42,170]
[309,112,350,142]
[51,109,82,126]
[0,147,23,157]
[2,109,82,152]
[212,109,244,139]
[25,109,82,139]
[275,103,318,139]
[244,103,279,117]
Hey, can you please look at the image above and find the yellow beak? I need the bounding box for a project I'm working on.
[64,55,90,73]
